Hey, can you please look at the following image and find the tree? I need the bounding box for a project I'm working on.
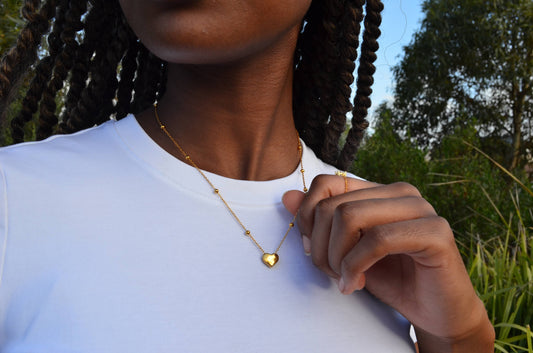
[352,103,430,188]
[354,103,533,242]
[391,0,532,170]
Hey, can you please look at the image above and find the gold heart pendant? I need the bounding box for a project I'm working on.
[262,253,279,268]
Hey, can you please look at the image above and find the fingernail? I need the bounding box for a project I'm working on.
[338,277,345,293]
[302,235,311,255]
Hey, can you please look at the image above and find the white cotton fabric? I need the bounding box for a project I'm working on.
[0,115,415,352]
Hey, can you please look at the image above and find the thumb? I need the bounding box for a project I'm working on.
[282,190,305,216]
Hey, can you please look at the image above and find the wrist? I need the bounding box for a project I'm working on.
[415,306,495,353]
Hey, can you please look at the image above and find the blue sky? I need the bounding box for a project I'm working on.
[365,0,425,123]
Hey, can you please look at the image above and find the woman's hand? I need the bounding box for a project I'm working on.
[282,175,495,353]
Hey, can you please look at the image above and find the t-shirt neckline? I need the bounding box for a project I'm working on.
[112,114,322,206]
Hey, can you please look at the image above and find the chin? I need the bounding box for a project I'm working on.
[146,29,290,66]
[146,40,258,66]
[121,0,305,66]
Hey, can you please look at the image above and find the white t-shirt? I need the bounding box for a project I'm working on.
[0,115,415,352]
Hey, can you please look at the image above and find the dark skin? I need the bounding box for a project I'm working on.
[128,0,308,180]
[120,0,495,351]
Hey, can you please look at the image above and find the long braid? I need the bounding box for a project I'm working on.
[37,0,87,139]
[93,1,132,125]
[321,0,364,165]
[9,56,51,142]
[115,37,140,120]
[11,0,66,143]
[313,0,344,165]
[131,46,164,114]
[294,0,333,156]
[59,0,106,132]
[0,0,54,116]
[156,61,168,104]
[0,0,40,95]
[293,4,319,143]
[139,51,165,112]
[338,0,383,169]
[0,0,163,139]
[1,0,383,170]
[62,1,125,132]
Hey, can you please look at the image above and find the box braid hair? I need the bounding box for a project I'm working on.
[0,0,383,170]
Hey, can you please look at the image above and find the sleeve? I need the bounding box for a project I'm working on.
[0,162,8,291]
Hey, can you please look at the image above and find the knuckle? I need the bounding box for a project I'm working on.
[335,202,356,224]
[341,257,360,277]
[423,199,437,214]
[311,252,328,270]
[310,174,331,190]
[432,216,454,238]
[296,210,311,231]
[425,216,455,252]
[315,198,335,216]
[414,197,437,216]
[432,216,451,231]
[392,182,422,197]
[329,256,341,274]
[367,226,391,254]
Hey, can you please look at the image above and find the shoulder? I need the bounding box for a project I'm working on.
[301,142,364,181]
[0,118,128,217]
[0,119,125,286]
[0,119,118,173]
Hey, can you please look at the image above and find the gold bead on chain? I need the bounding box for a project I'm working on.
[153,103,307,268]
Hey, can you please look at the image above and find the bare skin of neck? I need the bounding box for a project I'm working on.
[136,29,301,181]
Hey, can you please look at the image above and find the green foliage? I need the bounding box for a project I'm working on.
[0,0,62,146]
[352,103,429,189]
[424,126,527,240]
[0,0,26,146]
[379,3,533,342]
[353,108,533,352]
[467,209,533,352]
[0,0,24,55]
[391,0,533,169]
[356,108,533,241]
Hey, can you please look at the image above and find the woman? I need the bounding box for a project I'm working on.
[0,0,494,351]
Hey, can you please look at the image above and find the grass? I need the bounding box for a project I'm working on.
[432,175,532,352]
[450,147,533,352]
[465,199,533,352]
[352,134,533,352]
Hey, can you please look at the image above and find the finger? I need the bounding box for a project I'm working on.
[282,190,305,216]
[282,190,311,255]
[296,175,381,237]
[298,181,425,272]
[328,196,437,274]
[339,216,454,294]
[310,196,339,277]
[297,180,419,238]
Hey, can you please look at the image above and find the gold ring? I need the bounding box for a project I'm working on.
[335,170,348,193]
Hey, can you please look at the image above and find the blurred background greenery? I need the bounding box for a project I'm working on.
[1,0,532,351]
[353,1,532,350]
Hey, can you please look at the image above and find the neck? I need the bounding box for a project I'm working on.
[136,30,301,181]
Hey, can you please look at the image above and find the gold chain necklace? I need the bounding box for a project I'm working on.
[153,103,307,268]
